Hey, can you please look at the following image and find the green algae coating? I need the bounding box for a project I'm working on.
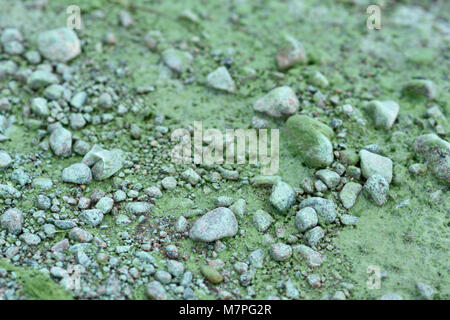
[0,259,73,300]
[284,115,334,168]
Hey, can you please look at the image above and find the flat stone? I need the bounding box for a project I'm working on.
[339,182,362,209]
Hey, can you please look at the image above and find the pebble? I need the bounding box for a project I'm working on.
[253,209,274,232]
[253,86,299,118]
[0,150,12,168]
[379,293,403,300]
[201,265,223,284]
[161,49,193,73]
[315,169,341,189]
[61,163,92,184]
[161,176,177,190]
[0,208,23,235]
[79,209,104,226]
[416,282,434,300]
[269,181,296,213]
[20,233,41,246]
[167,260,184,277]
[38,28,81,62]
[31,97,49,117]
[305,226,324,247]
[365,100,400,130]
[126,202,152,215]
[95,197,114,214]
[206,66,236,93]
[292,244,324,268]
[285,115,334,168]
[295,207,318,232]
[414,134,449,185]
[340,214,358,226]
[363,174,389,206]
[146,281,167,300]
[27,70,59,90]
[269,243,292,261]
[50,127,72,157]
[339,182,362,209]
[69,227,93,243]
[189,207,238,242]
[276,35,307,70]
[181,168,200,185]
[359,149,393,183]
[299,197,336,224]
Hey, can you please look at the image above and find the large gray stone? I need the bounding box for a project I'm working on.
[189,207,238,242]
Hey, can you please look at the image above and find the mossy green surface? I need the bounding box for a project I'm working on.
[0,259,73,300]
[0,0,449,299]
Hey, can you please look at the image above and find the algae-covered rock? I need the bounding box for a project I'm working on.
[285,115,334,168]
[339,182,362,209]
[276,34,307,71]
[402,79,437,99]
[201,265,223,284]
[414,134,450,185]
[253,86,299,118]
[365,100,399,130]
